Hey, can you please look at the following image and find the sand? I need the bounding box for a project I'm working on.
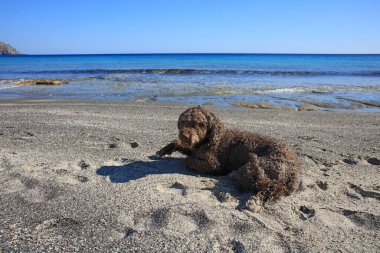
[0,99,379,252]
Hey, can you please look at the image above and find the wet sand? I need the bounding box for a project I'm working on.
[0,99,379,252]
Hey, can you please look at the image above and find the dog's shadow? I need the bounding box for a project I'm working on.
[96,156,197,183]
[96,155,252,210]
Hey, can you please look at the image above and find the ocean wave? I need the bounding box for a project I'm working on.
[253,85,380,94]
[0,83,17,90]
[19,69,380,77]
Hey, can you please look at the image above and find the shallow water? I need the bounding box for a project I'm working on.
[1,54,379,111]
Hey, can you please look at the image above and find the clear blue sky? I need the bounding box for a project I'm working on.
[1,0,380,54]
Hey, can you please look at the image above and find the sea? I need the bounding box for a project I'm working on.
[0,54,379,111]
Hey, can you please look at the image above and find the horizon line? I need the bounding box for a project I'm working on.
[3,52,380,56]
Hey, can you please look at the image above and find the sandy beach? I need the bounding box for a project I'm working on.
[0,99,379,252]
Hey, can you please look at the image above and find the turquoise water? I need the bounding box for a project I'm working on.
[0,54,379,111]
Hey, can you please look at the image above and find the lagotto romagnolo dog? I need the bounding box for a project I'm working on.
[157,106,302,203]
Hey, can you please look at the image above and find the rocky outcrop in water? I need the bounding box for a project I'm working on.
[0,41,21,55]
[0,78,67,85]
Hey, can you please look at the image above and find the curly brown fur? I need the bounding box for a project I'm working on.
[157,106,302,202]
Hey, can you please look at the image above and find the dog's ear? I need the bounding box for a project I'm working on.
[203,109,223,148]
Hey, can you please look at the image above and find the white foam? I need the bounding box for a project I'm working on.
[0,83,17,90]
[258,87,309,94]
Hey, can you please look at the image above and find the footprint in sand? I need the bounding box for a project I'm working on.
[366,157,380,165]
[51,160,91,184]
[298,136,319,142]
[188,209,214,229]
[77,175,89,183]
[150,208,171,228]
[341,155,380,166]
[231,240,247,253]
[230,221,254,235]
[119,206,215,236]
[342,158,358,165]
[132,208,175,231]
[78,160,90,170]
[326,208,380,231]
[1,157,14,172]
[122,227,138,238]
[13,131,36,142]
[315,180,328,190]
[108,143,118,149]
[1,174,60,203]
[347,183,380,200]
[35,217,83,239]
[36,217,82,231]
[299,206,316,220]
[107,136,122,150]
[156,182,188,196]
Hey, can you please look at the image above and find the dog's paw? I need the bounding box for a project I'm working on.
[156,142,177,157]
[156,148,172,157]
[148,155,162,160]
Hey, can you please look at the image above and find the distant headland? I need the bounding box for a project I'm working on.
[0,41,21,55]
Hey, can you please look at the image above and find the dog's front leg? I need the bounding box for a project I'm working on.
[156,140,192,156]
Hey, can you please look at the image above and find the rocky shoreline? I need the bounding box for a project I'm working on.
[0,41,21,55]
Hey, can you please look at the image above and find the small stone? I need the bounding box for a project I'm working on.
[130,142,139,148]
[108,143,118,149]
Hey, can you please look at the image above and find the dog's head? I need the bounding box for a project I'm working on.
[177,106,223,149]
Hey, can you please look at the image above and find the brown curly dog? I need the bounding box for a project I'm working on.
[157,106,302,202]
